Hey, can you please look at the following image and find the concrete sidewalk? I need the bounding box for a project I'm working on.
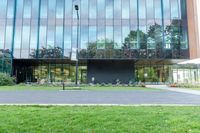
[147,85,200,96]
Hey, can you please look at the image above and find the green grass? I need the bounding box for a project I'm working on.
[0,85,153,91]
[174,87,200,91]
[176,88,200,91]
[0,106,200,133]
[192,88,200,90]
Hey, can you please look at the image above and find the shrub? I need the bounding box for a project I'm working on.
[0,73,15,86]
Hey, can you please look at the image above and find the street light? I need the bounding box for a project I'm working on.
[75,5,79,86]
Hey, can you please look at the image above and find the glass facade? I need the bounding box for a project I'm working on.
[15,63,87,83]
[0,0,190,83]
[0,0,189,60]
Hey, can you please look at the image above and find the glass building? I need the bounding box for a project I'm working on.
[0,0,190,84]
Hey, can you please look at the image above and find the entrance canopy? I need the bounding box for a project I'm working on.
[178,58,200,65]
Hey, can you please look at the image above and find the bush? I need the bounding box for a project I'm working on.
[0,73,15,86]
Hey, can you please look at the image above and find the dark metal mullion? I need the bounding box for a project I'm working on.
[36,0,41,59]
[184,0,189,51]
[10,0,17,75]
[78,4,80,59]
[161,0,165,59]
[104,0,105,53]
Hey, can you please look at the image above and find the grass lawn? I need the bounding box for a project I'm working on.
[173,87,200,91]
[185,88,200,91]
[0,85,154,91]
[0,106,200,133]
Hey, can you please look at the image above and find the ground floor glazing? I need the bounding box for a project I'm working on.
[12,59,178,84]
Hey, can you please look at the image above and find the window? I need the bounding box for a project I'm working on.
[180,27,188,49]
[39,25,47,48]
[114,26,122,49]
[139,0,146,19]
[0,20,6,49]
[5,26,13,50]
[97,26,105,49]
[22,25,31,49]
[122,26,130,44]
[89,26,97,43]
[106,26,113,43]
[171,0,179,19]
[89,0,96,19]
[147,37,155,49]
[106,0,113,19]
[146,0,154,19]
[16,0,23,19]
[139,25,146,43]
[48,0,56,19]
[80,26,88,49]
[72,26,77,48]
[97,0,105,19]
[41,0,48,18]
[30,23,38,49]
[130,0,137,19]
[64,26,71,49]
[163,0,170,19]
[56,0,64,18]
[0,0,7,18]
[81,0,88,19]
[47,25,55,47]
[23,0,32,18]
[122,0,129,19]
[14,23,22,49]
[32,0,39,19]
[65,0,72,18]
[155,0,162,19]
[165,35,171,49]
[7,0,14,18]
[130,26,138,49]
[56,25,63,48]
[114,0,121,19]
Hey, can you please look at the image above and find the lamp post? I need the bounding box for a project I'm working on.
[75,5,79,86]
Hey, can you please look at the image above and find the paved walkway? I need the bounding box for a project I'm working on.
[147,85,200,96]
[0,90,200,105]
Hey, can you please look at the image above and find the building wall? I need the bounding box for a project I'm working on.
[87,60,135,84]
[0,0,189,60]
[187,0,200,59]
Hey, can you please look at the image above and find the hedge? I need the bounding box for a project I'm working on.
[0,73,15,86]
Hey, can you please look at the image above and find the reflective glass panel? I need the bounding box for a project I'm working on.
[23,0,32,18]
